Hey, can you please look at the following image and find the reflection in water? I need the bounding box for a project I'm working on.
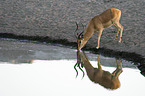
[0,39,77,64]
[74,51,85,78]
[0,60,145,96]
[10,60,34,64]
[75,51,123,90]
[0,39,145,96]
[0,49,34,64]
[0,38,144,77]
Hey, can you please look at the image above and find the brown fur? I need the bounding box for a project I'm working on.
[78,8,123,50]
[77,51,123,90]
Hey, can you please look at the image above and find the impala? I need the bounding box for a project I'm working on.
[75,51,123,90]
[75,8,123,50]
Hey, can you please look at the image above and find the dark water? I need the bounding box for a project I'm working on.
[0,39,144,96]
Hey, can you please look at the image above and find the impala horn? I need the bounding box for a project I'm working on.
[74,22,84,40]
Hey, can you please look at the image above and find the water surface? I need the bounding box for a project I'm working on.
[0,39,144,96]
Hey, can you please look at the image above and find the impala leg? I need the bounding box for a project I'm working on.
[119,23,123,43]
[96,29,103,49]
[112,60,123,77]
[119,60,123,71]
[113,23,120,40]
[97,55,102,70]
[113,22,123,42]
[112,60,119,76]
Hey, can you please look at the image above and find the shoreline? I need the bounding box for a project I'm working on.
[0,33,144,65]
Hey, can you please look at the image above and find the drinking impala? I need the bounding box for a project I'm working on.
[75,8,123,50]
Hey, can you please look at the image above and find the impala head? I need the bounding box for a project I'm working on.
[74,22,85,47]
